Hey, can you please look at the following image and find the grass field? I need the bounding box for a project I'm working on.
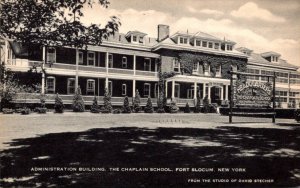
[0,113,299,187]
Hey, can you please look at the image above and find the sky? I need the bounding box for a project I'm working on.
[81,0,300,66]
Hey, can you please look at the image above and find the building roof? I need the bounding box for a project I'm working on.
[248,52,298,70]
[125,30,147,38]
[261,51,281,57]
[191,31,221,41]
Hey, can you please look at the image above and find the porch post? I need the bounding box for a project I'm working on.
[133,79,136,97]
[172,80,175,99]
[105,77,108,89]
[203,83,206,99]
[225,85,229,100]
[105,52,109,89]
[133,54,136,75]
[75,48,79,89]
[193,82,197,99]
[165,81,168,97]
[41,46,46,94]
[221,86,224,100]
[208,84,211,100]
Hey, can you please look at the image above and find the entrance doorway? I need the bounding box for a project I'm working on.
[211,86,221,104]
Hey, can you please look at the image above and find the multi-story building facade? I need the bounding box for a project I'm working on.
[1,25,300,108]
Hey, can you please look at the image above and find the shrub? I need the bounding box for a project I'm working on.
[113,108,122,114]
[21,107,30,115]
[202,96,210,113]
[72,87,85,112]
[184,103,191,113]
[122,96,131,113]
[38,94,47,114]
[54,93,64,113]
[2,108,14,114]
[295,109,300,122]
[169,100,179,113]
[103,88,112,113]
[133,90,141,113]
[144,97,154,113]
[194,98,201,113]
[37,107,47,114]
[90,96,100,113]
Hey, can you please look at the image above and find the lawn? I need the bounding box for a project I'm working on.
[0,113,299,187]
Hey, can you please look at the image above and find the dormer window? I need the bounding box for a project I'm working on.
[133,36,137,42]
[208,42,213,48]
[272,56,278,62]
[214,43,220,50]
[226,45,232,51]
[202,41,207,47]
[195,40,201,46]
[179,37,188,44]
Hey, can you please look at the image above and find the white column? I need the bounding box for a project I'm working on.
[132,80,136,97]
[133,54,136,75]
[193,82,197,99]
[75,48,79,89]
[203,83,206,99]
[165,81,168,97]
[221,86,224,100]
[41,46,46,94]
[225,85,229,100]
[105,77,108,89]
[208,84,211,100]
[105,52,109,89]
[172,80,175,99]
[4,40,8,65]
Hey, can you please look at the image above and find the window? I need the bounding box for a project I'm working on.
[202,41,207,47]
[108,81,112,95]
[208,42,213,48]
[179,37,188,44]
[215,65,221,77]
[144,58,151,71]
[246,69,260,80]
[227,45,232,51]
[175,84,180,98]
[204,63,210,76]
[214,43,220,50]
[144,83,151,97]
[46,77,55,94]
[173,58,180,72]
[187,89,194,99]
[87,52,95,66]
[86,79,95,95]
[196,40,201,46]
[133,35,137,42]
[122,56,127,68]
[47,47,56,64]
[67,78,76,94]
[193,62,198,72]
[122,84,127,96]
[139,36,143,43]
[78,51,83,64]
[108,54,113,68]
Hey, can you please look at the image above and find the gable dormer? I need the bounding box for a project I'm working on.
[190,32,222,50]
[236,47,253,56]
[125,31,147,44]
[261,51,281,63]
[170,32,190,45]
[221,39,236,51]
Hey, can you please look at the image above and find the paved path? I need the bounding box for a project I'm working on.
[0,112,297,150]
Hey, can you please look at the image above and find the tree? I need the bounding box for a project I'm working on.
[54,93,64,113]
[90,96,100,113]
[122,96,131,113]
[72,86,85,112]
[144,97,154,113]
[133,90,141,113]
[184,102,191,113]
[0,0,120,49]
[102,88,112,113]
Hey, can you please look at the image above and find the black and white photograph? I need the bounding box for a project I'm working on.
[0,0,300,187]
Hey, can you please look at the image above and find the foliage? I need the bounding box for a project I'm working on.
[202,96,210,113]
[133,90,141,113]
[113,108,122,114]
[169,100,179,113]
[0,0,120,49]
[21,107,30,115]
[122,96,131,113]
[2,108,14,114]
[178,52,247,79]
[54,93,64,113]
[295,109,300,122]
[102,88,112,113]
[144,97,154,113]
[194,98,202,113]
[184,103,191,113]
[72,87,85,112]
[90,96,100,113]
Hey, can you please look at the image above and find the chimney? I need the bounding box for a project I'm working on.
[158,24,169,42]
